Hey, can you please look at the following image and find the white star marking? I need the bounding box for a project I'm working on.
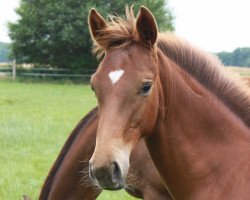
[108,69,124,84]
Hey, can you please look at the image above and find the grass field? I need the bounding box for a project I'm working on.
[225,66,250,77]
[0,80,136,200]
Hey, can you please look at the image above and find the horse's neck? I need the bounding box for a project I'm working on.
[147,53,250,199]
[46,116,100,200]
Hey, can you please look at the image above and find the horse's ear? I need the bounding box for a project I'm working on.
[88,9,107,44]
[136,6,158,47]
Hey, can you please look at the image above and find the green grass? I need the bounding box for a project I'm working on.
[0,80,137,200]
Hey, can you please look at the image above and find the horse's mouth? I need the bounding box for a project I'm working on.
[102,183,124,191]
[97,178,125,191]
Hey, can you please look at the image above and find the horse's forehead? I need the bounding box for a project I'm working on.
[93,46,155,85]
[104,49,133,68]
[102,46,151,72]
[96,50,135,79]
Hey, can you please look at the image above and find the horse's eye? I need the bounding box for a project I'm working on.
[140,82,152,96]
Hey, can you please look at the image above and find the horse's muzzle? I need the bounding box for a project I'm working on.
[89,161,124,190]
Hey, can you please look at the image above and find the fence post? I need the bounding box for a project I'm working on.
[12,59,16,80]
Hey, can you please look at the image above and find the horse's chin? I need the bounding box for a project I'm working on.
[102,183,124,191]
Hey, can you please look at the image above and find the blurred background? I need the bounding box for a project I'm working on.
[0,0,249,199]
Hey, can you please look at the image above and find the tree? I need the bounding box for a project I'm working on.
[216,47,250,67]
[8,0,174,69]
[231,48,250,67]
[216,51,232,66]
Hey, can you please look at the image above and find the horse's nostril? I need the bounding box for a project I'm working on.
[110,161,122,183]
[88,161,124,190]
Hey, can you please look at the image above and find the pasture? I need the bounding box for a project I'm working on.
[0,80,136,199]
[225,66,250,77]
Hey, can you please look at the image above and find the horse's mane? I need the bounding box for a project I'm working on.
[39,107,98,200]
[157,34,250,127]
[92,7,250,127]
[93,7,138,58]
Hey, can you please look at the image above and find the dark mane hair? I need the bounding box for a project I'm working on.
[92,7,250,127]
[39,107,98,200]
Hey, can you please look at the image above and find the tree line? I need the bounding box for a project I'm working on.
[8,0,174,70]
[217,48,250,67]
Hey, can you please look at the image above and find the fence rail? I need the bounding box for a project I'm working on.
[19,72,91,78]
[0,62,95,80]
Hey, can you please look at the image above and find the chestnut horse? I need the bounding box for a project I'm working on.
[38,107,172,200]
[88,6,250,200]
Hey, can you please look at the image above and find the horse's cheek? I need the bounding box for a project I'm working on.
[141,97,158,136]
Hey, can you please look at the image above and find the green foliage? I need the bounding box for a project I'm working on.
[217,51,232,66]
[8,0,174,69]
[0,42,10,62]
[231,48,250,67]
[217,47,250,67]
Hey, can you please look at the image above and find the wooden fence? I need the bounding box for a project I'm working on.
[0,61,95,80]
